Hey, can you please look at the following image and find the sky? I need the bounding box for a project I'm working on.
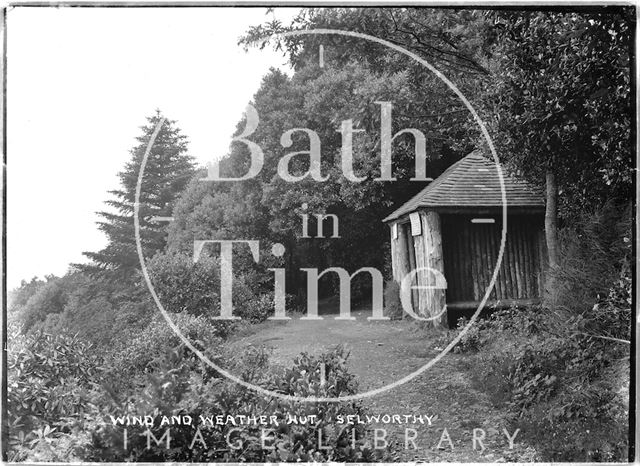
[6,6,300,289]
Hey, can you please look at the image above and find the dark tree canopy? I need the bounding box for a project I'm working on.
[487,9,634,219]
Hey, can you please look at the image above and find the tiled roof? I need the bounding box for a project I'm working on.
[383,151,545,222]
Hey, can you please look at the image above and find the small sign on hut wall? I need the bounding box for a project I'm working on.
[409,212,422,236]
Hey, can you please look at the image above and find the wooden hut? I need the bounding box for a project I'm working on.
[383,151,547,327]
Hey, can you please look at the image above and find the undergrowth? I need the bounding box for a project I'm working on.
[451,203,631,462]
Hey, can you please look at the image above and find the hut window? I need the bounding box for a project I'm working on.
[409,212,422,236]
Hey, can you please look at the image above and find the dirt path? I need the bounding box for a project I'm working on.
[228,298,536,462]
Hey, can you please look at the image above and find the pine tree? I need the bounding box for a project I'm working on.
[80,111,196,277]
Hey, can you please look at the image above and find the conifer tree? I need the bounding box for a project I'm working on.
[80,111,195,276]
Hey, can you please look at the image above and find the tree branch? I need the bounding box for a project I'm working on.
[574,332,630,345]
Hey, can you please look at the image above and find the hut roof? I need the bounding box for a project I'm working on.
[383,151,545,222]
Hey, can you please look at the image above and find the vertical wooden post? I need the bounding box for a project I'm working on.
[405,228,419,309]
[413,210,447,328]
[390,223,399,281]
[390,222,410,283]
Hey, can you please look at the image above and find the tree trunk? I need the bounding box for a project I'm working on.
[544,169,559,307]
[414,211,447,329]
[545,169,559,268]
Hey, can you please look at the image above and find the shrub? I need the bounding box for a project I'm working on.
[6,322,103,461]
[147,251,221,317]
[148,251,280,324]
[577,263,632,343]
[12,272,157,351]
[86,346,386,462]
[550,201,632,315]
[464,300,629,461]
[452,317,483,352]
[242,291,276,322]
[232,275,274,322]
[7,322,101,429]
[104,312,227,394]
[452,305,546,353]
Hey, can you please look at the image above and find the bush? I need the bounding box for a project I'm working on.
[147,251,221,317]
[453,305,546,353]
[12,272,157,351]
[86,346,386,462]
[7,322,101,429]
[463,301,629,461]
[148,250,282,324]
[453,317,483,352]
[232,275,274,322]
[578,264,632,343]
[104,312,227,394]
[6,322,103,461]
[550,201,632,315]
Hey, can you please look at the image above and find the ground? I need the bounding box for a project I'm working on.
[228,298,538,462]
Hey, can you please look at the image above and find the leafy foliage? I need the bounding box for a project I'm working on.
[168,63,464,303]
[486,9,633,218]
[8,277,47,312]
[551,201,632,324]
[17,275,73,332]
[459,281,629,461]
[104,312,227,392]
[147,252,221,317]
[9,313,384,462]
[7,322,103,461]
[17,271,155,349]
[87,346,384,462]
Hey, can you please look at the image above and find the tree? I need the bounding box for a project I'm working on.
[18,274,75,332]
[8,277,46,311]
[168,9,496,302]
[486,9,633,268]
[246,7,633,273]
[242,8,492,77]
[80,111,196,277]
[241,8,493,153]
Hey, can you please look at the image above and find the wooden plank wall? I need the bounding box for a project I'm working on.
[441,214,544,303]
